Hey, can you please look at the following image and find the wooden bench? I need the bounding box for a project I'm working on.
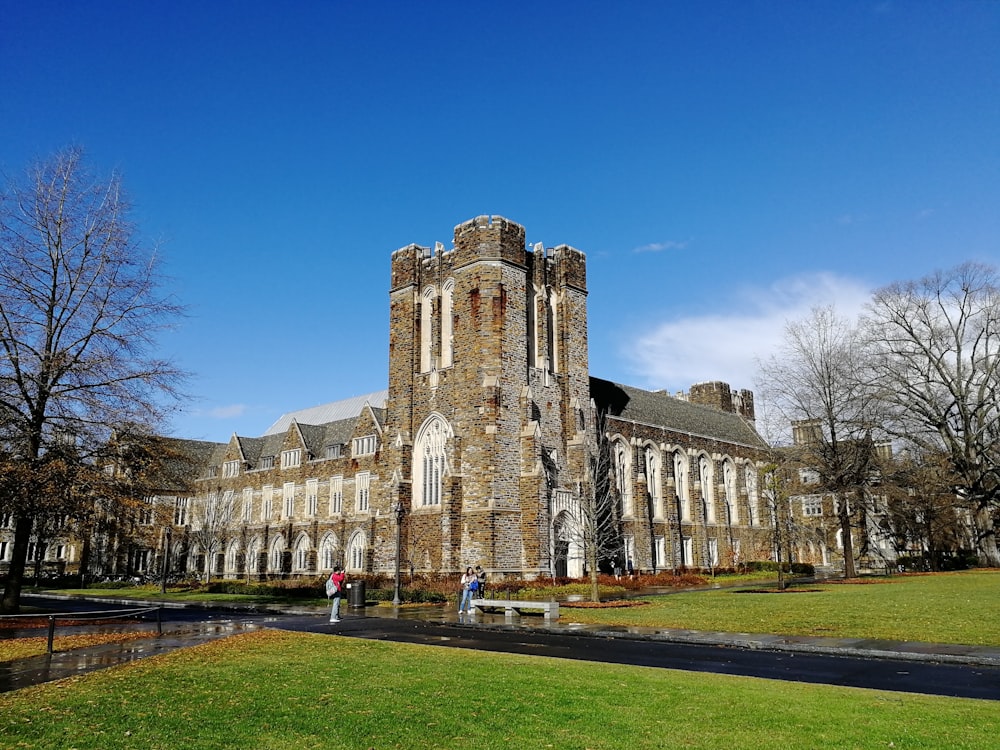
[470,598,559,619]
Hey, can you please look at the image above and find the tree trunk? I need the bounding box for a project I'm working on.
[837,494,857,578]
[973,507,1000,567]
[1,516,33,613]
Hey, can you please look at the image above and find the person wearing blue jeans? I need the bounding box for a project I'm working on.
[459,566,476,613]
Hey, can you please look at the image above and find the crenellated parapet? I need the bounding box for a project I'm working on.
[452,215,526,268]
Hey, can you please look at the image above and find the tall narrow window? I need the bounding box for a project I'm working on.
[242,488,253,523]
[329,476,343,514]
[614,441,632,517]
[441,279,454,368]
[547,290,560,373]
[528,284,541,367]
[283,482,295,518]
[414,416,450,507]
[420,286,435,373]
[745,464,758,526]
[306,479,318,516]
[673,451,690,522]
[355,471,370,512]
[262,485,273,522]
[699,455,715,523]
[723,460,739,524]
[645,446,663,518]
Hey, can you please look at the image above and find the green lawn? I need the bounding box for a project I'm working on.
[564,570,1000,646]
[2,628,997,750]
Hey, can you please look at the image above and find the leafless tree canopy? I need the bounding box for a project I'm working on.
[864,262,1000,564]
[757,306,882,577]
[0,147,186,610]
[0,147,184,458]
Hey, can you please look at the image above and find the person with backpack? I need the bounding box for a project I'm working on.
[459,566,476,614]
[327,565,346,623]
[475,565,487,599]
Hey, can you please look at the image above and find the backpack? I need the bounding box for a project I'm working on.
[469,578,479,592]
[325,576,339,597]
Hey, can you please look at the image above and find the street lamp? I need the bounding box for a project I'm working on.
[392,500,405,606]
[160,525,172,594]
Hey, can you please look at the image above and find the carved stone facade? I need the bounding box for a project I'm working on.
[1,216,776,581]
[159,215,772,581]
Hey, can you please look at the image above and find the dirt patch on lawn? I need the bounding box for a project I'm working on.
[563,600,650,609]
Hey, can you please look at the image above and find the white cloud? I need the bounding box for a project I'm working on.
[623,272,872,393]
[207,404,248,419]
[633,240,689,254]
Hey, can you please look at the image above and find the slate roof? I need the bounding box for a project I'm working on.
[590,377,767,449]
[155,437,226,491]
[262,390,388,436]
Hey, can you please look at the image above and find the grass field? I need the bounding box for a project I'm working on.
[564,570,1000,646]
[2,628,998,750]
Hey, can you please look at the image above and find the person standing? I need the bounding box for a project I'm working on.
[475,565,487,599]
[328,566,346,623]
[459,566,476,614]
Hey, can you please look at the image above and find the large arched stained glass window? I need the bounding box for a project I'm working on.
[414,415,451,506]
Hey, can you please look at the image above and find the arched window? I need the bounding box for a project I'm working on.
[745,463,759,526]
[246,537,260,574]
[613,440,632,517]
[269,534,286,574]
[699,455,715,523]
[319,532,339,570]
[414,415,451,506]
[528,283,540,367]
[547,289,560,373]
[347,531,366,572]
[420,286,435,373]
[723,459,739,524]
[226,539,241,575]
[441,279,454,368]
[673,451,690,521]
[644,445,663,519]
[293,534,311,572]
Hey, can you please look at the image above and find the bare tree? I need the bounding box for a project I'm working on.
[864,262,1000,566]
[758,306,881,578]
[556,404,622,602]
[880,447,969,570]
[188,490,234,583]
[0,147,184,611]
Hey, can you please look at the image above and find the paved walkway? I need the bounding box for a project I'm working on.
[2,593,999,694]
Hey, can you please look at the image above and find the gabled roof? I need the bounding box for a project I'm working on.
[157,437,226,490]
[590,377,767,449]
[262,390,388,436]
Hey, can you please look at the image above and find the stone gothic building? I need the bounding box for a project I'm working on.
[173,215,771,581]
[0,216,777,581]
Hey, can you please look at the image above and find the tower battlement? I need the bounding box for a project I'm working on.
[452,215,526,267]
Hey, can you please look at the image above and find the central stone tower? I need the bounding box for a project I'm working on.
[383,216,590,577]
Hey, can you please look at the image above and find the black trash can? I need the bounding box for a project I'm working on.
[346,580,366,608]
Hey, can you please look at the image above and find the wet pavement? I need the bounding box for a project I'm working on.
[3,593,1000,699]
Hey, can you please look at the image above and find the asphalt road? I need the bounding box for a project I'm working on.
[14,597,1000,701]
[272,613,1000,701]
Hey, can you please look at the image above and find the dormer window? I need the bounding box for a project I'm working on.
[353,436,377,457]
[325,444,343,459]
[281,449,302,469]
[223,460,240,478]
[259,456,275,470]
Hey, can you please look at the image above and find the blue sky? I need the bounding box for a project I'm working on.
[2,1,998,443]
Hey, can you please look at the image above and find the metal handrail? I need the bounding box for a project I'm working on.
[0,606,164,654]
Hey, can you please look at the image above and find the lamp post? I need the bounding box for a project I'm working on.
[392,500,405,606]
[160,525,172,594]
